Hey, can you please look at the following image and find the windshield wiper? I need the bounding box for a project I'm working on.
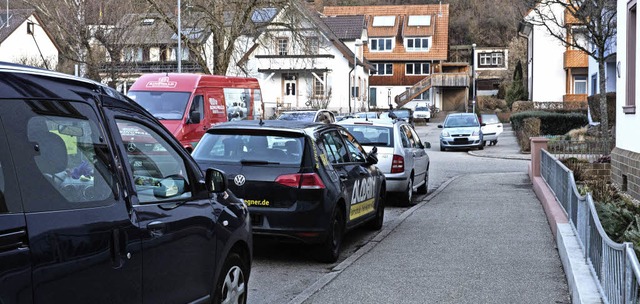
[240,159,280,165]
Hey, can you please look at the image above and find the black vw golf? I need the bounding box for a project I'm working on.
[192,120,386,262]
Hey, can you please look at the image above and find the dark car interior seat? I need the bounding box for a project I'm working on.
[32,131,68,185]
[284,140,301,157]
[377,133,388,145]
[351,131,366,143]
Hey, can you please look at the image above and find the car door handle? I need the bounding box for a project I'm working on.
[338,172,348,180]
[147,221,166,230]
[0,229,28,252]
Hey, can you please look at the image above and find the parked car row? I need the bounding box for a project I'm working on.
[0,63,434,303]
[438,112,503,151]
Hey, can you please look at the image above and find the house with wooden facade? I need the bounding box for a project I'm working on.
[323,4,469,112]
[519,3,590,103]
[0,9,58,70]
[613,0,640,201]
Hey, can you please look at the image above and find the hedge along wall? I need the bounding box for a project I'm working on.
[511,111,588,135]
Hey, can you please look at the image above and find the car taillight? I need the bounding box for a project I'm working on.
[391,154,404,173]
[275,173,326,189]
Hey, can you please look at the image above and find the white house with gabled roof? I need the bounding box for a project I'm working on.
[0,9,58,69]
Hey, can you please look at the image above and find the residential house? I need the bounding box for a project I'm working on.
[519,3,590,103]
[233,2,370,117]
[613,0,640,201]
[0,9,58,69]
[474,46,509,97]
[323,4,467,112]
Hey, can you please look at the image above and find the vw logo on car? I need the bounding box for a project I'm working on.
[234,174,246,186]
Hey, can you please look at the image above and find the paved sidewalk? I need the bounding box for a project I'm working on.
[292,172,570,304]
[468,124,531,160]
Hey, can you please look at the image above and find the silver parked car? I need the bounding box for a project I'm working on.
[338,118,430,206]
[438,113,484,151]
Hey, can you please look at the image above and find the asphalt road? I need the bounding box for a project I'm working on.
[248,115,532,304]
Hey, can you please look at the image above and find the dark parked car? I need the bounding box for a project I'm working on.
[192,120,386,262]
[0,62,252,304]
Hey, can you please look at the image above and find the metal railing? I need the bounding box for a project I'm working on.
[547,138,613,163]
[540,149,640,304]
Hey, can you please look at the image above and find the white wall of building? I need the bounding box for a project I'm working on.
[0,15,57,69]
[615,0,640,153]
[524,2,567,102]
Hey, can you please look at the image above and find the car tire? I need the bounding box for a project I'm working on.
[213,252,249,304]
[417,172,428,194]
[366,189,385,231]
[316,206,345,263]
[478,144,484,150]
[493,140,498,146]
[483,141,487,146]
[426,118,430,122]
[399,177,414,206]
[440,145,445,152]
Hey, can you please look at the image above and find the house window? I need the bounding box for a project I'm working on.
[478,52,505,67]
[491,53,503,65]
[370,38,393,51]
[626,0,637,114]
[405,37,431,51]
[591,74,598,95]
[372,63,393,76]
[307,37,319,55]
[406,62,430,75]
[314,75,325,97]
[574,75,587,94]
[277,38,289,56]
[414,90,430,101]
[372,16,395,27]
[479,53,491,66]
[407,15,431,26]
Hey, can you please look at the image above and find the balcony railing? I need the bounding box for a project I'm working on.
[564,50,588,69]
[98,61,204,74]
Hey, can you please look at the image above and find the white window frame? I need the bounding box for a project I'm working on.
[405,62,430,75]
[405,37,431,52]
[491,53,503,66]
[369,38,394,52]
[573,75,588,94]
[277,38,289,56]
[479,53,492,66]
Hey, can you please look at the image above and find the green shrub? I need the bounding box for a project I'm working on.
[515,117,540,152]
[511,111,588,135]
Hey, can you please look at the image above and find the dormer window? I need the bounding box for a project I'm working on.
[372,16,395,27]
[370,38,393,51]
[405,37,431,52]
[407,15,431,26]
[142,18,155,26]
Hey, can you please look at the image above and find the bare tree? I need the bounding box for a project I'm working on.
[23,0,141,81]
[525,0,616,144]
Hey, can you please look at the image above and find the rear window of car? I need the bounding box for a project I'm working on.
[341,125,393,147]
[481,114,500,124]
[444,115,480,128]
[276,112,315,121]
[192,133,304,165]
[415,107,429,111]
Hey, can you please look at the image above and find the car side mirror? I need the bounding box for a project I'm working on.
[154,175,187,198]
[424,142,431,149]
[481,123,486,127]
[205,168,227,193]
[188,111,201,124]
[437,125,443,128]
[366,146,378,165]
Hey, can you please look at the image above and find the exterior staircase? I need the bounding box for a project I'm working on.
[394,75,432,108]
[394,72,470,109]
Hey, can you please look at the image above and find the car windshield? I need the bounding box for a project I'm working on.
[192,133,304,165]
[444,115,479,128]
[127,91,190,120]
[481,114,500,124]
[415,107,429,112]
[342,125,393,147]
[277,112,315,121]
[355,112,377,119]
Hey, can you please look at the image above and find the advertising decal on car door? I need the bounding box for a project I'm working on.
[349,176,376,220]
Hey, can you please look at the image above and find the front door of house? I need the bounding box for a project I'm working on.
[283,74,297,107]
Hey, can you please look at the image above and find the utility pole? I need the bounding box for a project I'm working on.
[177,0,182,73]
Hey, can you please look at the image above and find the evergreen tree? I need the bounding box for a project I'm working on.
[505,60,527,109]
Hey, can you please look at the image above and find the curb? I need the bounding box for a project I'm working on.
[287,175,462,304]
[467,150,531,160]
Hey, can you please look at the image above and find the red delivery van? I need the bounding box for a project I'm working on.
[128,73,262,151]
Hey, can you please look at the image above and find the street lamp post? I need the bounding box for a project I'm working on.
[471,43,476,114]
[177,0,182,73]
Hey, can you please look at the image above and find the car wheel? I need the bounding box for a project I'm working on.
[440,145,445,152]
[316,206,345,263]
[483,141,487,147]
[492,140,498,146]
[366,188,385,231]
[213,252,248,304]
[399,177,414,206]
[478,144,484,150]
[426,118,430,122]
[417,172,428,194]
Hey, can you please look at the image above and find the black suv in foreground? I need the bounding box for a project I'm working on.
[192,120,386,262]
[0,62,252,303]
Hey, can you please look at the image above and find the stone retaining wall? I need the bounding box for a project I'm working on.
[611,147,640,201]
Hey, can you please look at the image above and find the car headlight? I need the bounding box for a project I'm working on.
[472,130,480,136]
[441,131,450,137]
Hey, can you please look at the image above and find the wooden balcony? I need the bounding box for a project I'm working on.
[431,73,469,87]
[563,94,587,102]
[564,50,588,69]
[564,7,581,25]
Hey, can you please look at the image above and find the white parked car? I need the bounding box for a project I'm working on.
[338,118,430,206]
[413,106,431,122]
[480,113,503,146]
